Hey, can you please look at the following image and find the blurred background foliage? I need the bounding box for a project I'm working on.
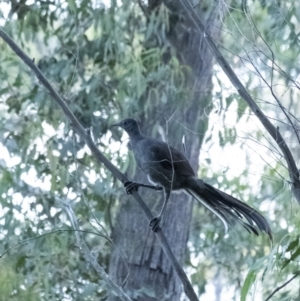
[0,0,300,300]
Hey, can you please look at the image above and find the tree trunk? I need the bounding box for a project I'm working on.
[108,3,223,300]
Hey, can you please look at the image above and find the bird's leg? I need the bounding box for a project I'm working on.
[124,181,162,195]
[150,189,170,232]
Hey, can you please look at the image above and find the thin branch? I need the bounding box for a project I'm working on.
[0,229,110,258]
[0,29,199,301]
[60,200,132,301]
[264,272,300,301]
[1,225,132,290]
[178,0,300,203]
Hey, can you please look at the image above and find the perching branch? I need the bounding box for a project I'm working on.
[0,29,199,301]
[264,272,300,301]
[178,0,300,203]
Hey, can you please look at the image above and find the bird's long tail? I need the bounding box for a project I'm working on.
[185,177,272,240]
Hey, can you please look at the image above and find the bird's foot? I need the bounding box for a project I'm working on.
[124,181,139,194]
[149,217,162,232]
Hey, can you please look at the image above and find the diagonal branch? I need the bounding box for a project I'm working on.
[0,28,199,301]
[60,200,132,301]
[264,272,300,301]
[178,0,300,203]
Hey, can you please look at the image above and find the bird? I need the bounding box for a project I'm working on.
[112,118,272,239]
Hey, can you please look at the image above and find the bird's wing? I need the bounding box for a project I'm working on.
[149,139,195,177]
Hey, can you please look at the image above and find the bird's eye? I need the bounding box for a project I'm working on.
[123,121,127,125]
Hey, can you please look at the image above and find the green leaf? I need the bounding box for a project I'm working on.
[218,130,224,147]
[237,100,248,121]
[282,246,300,270]
[225,95,235,109]
[286,238,299,252]
[67,0,77,13]
[240,269,257,301]
[16,255,27,271]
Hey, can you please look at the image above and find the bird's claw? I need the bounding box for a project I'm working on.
[149,217,161,232]
[124,181,139,194]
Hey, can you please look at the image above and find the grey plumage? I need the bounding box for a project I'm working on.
[112,118,272,239]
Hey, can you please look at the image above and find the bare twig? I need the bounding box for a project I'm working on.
[0,229,110,258]
[60,200,133,301]
[0,28,199,301]
[264,272,300,301]
[178,0,300,203]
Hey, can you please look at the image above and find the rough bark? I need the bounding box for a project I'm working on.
[108,2,223,300]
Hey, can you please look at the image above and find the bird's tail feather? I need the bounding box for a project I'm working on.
[185,177,272,240]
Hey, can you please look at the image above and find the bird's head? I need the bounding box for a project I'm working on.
[111,118,140,134]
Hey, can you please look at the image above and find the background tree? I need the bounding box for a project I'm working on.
[108,1,222,300]
[0,0,299,300]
